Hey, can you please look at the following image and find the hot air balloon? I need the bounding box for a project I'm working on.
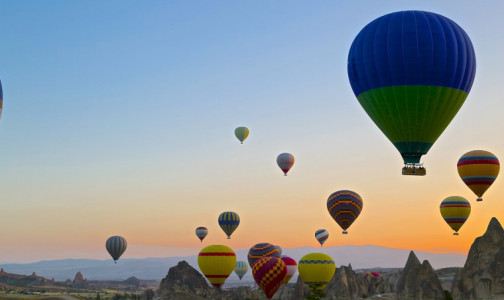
[274,245,283,256]
[106,236,127,263]
[248,243,281,268]
[277,153,295,176]
[315,229,329,246]
[366,272,382,278]
[457,150,500,201]
[252,256,287,299]
[234,261,248,280]
[298,253,336,293]
[195,227,208,242]
[440,196,471,235]
[347,11,476,176]
[235,127,249,144]
[218,211,240,239]
[0,80,3,120]
[281,255,297,284]
[327,190,363,234]
[198,245,236,288]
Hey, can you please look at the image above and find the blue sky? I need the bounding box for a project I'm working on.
[1,1,504,262]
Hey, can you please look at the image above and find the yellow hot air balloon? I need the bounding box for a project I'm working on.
[198,245,236,289]
[440,196,471,235]
[457,150,500,202]
[298,253,336,293]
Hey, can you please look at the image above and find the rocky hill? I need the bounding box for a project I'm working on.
[452,217,504,300]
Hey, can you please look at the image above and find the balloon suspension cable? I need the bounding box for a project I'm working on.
[477,197,483,202]
[453,232,459,236]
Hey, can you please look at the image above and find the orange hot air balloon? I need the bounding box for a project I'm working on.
[457,150,500,201]
[252,256,287,299]
[198,245,236,289]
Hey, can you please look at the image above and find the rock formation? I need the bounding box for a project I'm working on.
[158,260,213,300]
[72,271,89,287]
[452,217,504,300]
[396,251,444,299]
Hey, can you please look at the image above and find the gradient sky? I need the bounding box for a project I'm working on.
[1,0,504,263]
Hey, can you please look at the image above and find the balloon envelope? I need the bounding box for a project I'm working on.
[298,253,336,292]
[347,11,476,169]
[274,245,283,256]
[248,243,281,268]
[235,127,249,144]
[327,190,363,234]
[234,261,248,280]
[281,255,297,284]
[218,211,240,239]
[198,245,236,289]
[457,150,500,201]
[315,229,329,246]
[195,227,208,242]
[277,153,295,176]
[440,196,471,235]
[252,256,287,299]
[106,236,127,263]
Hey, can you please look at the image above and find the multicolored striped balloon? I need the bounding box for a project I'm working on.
[277,153,295,176]
[195,226,208,242]
[106,236,127,263]
[252,256,287,299]
[218,211,240,239]
[248,243,281,268]
[281,255,297,284]
[234,261,248,280]
[327,190,363,234]
[235,127,249,144]
[314,229,329,246]
[198,245,236,289]
[298,253,336,292]
[457,150,500,201]
[274,245,283,256]
[348,11,476,170]
[440,196,471,235]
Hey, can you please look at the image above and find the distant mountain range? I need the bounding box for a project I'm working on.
[0,245,466,281]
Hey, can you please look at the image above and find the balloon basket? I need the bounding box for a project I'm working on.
[342,231,348,234]
[453,232,459,236]
[227,237,231,239]
[402,163,426,176]
[477,197,483,202]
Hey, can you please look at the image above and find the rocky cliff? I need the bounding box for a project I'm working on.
[396,251,444,299]
[452,217,504,300]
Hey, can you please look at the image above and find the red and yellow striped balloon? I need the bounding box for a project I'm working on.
[440,196,471,235]
[198,245,236,289]
[252,256,287,299]
[457,150,500,202]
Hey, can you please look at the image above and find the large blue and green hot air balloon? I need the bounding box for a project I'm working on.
[348,11,476,175]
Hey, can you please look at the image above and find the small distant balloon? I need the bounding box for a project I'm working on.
[315,229,329,246]
[277,153,295,176]
[298,253,336,293]
[198,245,236,289]
[252,256,287,299]
[457,150,500,202]
[440,196,471,235]
[218,211,240,239]
[195,227,208,242]
[248,243,281,268]
[366,272,382,278]
[106,236,127,263]
[281,255,297,284]
[234,261,248,280]
[234,127,250,144]
[327,190,363,234]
